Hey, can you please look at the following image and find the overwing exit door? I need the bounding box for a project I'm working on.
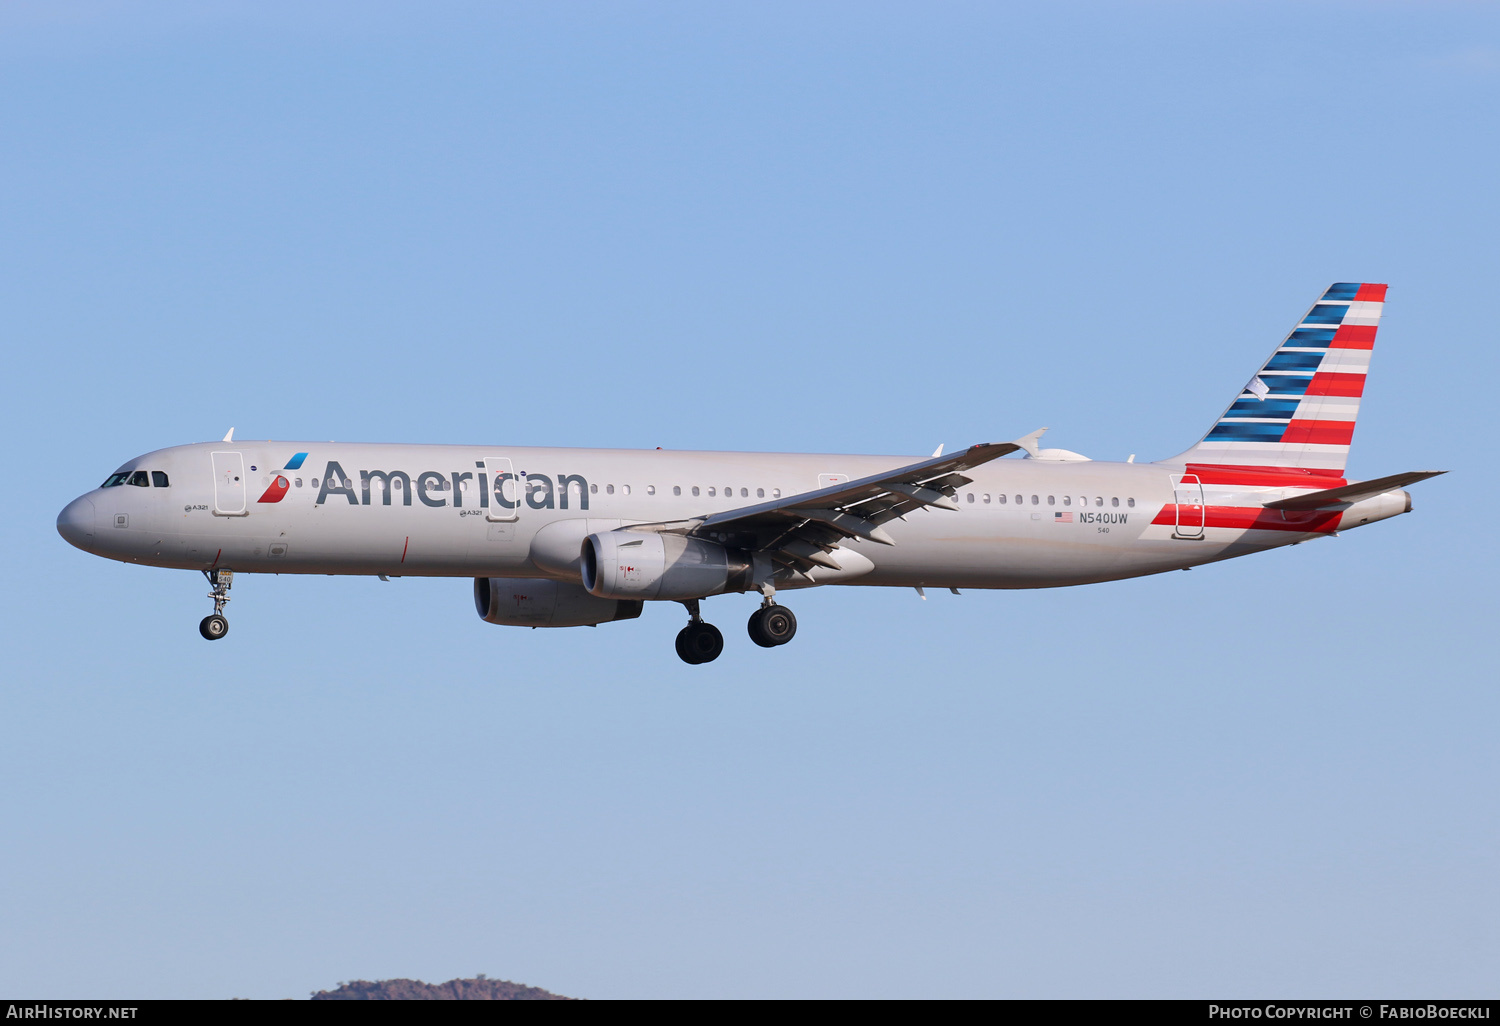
[211,451,248,516]
[1173,473,1205,539]
[483,457,520,522]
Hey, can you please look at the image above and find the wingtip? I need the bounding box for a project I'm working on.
[1015,427,1048,459]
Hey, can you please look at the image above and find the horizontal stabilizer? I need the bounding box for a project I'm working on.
[1262,470,1446,511]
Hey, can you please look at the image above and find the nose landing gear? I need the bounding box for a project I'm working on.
[675,598,724,664]
[199,569,232,641]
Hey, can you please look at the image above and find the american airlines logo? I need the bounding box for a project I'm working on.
[255,452,307,504]
[269,459,593,510]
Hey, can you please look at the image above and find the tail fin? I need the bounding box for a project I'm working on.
[1159,282,1386,476]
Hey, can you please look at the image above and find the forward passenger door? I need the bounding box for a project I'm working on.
[211,451,248,517]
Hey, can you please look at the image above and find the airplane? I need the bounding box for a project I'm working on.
[56,282,1442,664]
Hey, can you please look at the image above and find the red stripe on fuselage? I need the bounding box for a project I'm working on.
[1183,464,1347,488]
[1150,505,1342,534]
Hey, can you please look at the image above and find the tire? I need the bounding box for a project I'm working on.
[680,622,723,664]
[747,608,778,648]
[675,626,701,664]
[754,605,796,646]
[199,614,229,641]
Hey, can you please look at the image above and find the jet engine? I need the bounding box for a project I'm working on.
[474,577,642,628]
[581,530,750,601]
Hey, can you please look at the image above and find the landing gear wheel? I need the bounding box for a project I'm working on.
[748,605,797,647]
[199,614,229,641]
[676,622,724,664]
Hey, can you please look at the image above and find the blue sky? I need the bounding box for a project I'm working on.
[2,1,1496,999]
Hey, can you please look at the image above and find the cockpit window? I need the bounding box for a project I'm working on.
[151,471,169,488]
[129,471,150,487]
[102,473,129,488]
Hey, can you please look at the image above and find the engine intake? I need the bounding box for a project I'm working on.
[581,530,748,601]
[474,577,642,628]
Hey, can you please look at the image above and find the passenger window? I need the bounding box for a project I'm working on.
[1015,495,1022,505]
[772,488,781,498]
[606,484,615,495]
[1031,495,1038,505]
[692,486,700,497]
[1047,495,1055,506]
[646,485,655,496]
[741,487,749,498]
[1094,496,1102,507]
[998,494,1007,504]
[1128,497,1136,507]
[151,471,169,488]
[673,486,682,496]
[311,477,320,488]
[622,485,631,496]
[967,493,975,503]
[590,483,598,494]
[724,486,731,497]
[1062,496,1071,506]
[294,477,303,488]
[757,488,764,498]
[708,487,716,497]
[130,471,150,487]
[983,494,991,503]
[1111,497,1119,507]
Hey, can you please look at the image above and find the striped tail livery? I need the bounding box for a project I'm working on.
[1164,282,1385,479]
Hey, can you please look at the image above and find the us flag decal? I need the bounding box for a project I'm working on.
[1054,512,1073,523]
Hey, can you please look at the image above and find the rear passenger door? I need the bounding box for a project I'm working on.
[1173,474,1204,539]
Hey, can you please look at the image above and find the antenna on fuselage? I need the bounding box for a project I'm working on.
[222,427,235,442]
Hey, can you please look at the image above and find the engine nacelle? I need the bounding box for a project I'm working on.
[581,530,748,601]
[474,577,642,628]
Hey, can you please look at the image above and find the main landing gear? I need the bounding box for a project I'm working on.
[675,599,724,665]
[747,602,797,648]
[674,594,799,664]
[199,568,232,641]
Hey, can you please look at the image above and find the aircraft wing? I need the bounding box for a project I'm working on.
[674,430,1045,575]
[1261,470,1446,511]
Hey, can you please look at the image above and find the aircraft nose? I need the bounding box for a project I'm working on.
[57,496,96,549]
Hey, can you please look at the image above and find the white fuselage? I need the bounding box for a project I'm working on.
[57,440,1411,591]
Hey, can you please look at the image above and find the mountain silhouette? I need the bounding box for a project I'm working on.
[311,975,570,1000]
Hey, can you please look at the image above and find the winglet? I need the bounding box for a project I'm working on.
[1014,427,1048,459]
[931,444,944,457]
[222,427,235,442]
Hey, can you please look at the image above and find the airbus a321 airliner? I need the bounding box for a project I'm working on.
[58,283,1440,663]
